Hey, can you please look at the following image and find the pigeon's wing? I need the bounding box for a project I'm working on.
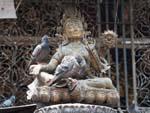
[49,60,75,86]
[32,45,42,58]
[1,100,11,107]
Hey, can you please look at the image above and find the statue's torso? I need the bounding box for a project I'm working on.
[60,41,90,60]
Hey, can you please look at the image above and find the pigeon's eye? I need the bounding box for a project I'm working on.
[76,58,82,64]
[63,66,69,70]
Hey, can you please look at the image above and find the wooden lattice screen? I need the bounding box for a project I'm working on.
[0,0,150,111]
[0,0,97,106]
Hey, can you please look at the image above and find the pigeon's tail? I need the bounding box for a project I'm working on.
[49,75,61,86]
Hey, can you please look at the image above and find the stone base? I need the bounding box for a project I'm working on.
[34,103,118,113]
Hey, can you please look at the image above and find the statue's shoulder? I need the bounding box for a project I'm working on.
[61,40,70,46]
[56,40,70,53]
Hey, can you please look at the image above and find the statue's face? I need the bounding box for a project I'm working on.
[64,19,84,39]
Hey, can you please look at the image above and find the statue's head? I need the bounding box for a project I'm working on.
[63,18,84,39]
[59,7,87,40]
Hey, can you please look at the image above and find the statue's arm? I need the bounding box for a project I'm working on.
[40,49,63,73]
[40,58,59,73]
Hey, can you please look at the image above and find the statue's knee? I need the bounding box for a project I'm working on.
[38,72,54,85]
[104,78,115,89]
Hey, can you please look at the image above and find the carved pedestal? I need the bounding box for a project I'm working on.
[34,103,118,113]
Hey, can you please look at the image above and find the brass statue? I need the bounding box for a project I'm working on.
[27,7,119,107]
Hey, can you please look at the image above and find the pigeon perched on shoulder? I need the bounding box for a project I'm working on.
[0,95,16,107]
[29,35,50,65]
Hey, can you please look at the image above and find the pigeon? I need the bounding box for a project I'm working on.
[48,55,87,86]
[0,95,16,107]
[29,35,50,65]
[128,101,140,113]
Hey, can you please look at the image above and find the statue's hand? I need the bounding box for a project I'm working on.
[29,64,42,75]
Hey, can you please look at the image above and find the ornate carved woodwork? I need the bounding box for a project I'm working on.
[0,0,97,106]
[0,0,149,109]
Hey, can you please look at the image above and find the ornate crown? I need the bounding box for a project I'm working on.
[56,6,88,39]
[61,6,87,30]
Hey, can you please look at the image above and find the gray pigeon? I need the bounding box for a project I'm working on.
[29,35,50,65]
[128,101,140,113]
[49,55,87,86]
[0,95,16,107]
